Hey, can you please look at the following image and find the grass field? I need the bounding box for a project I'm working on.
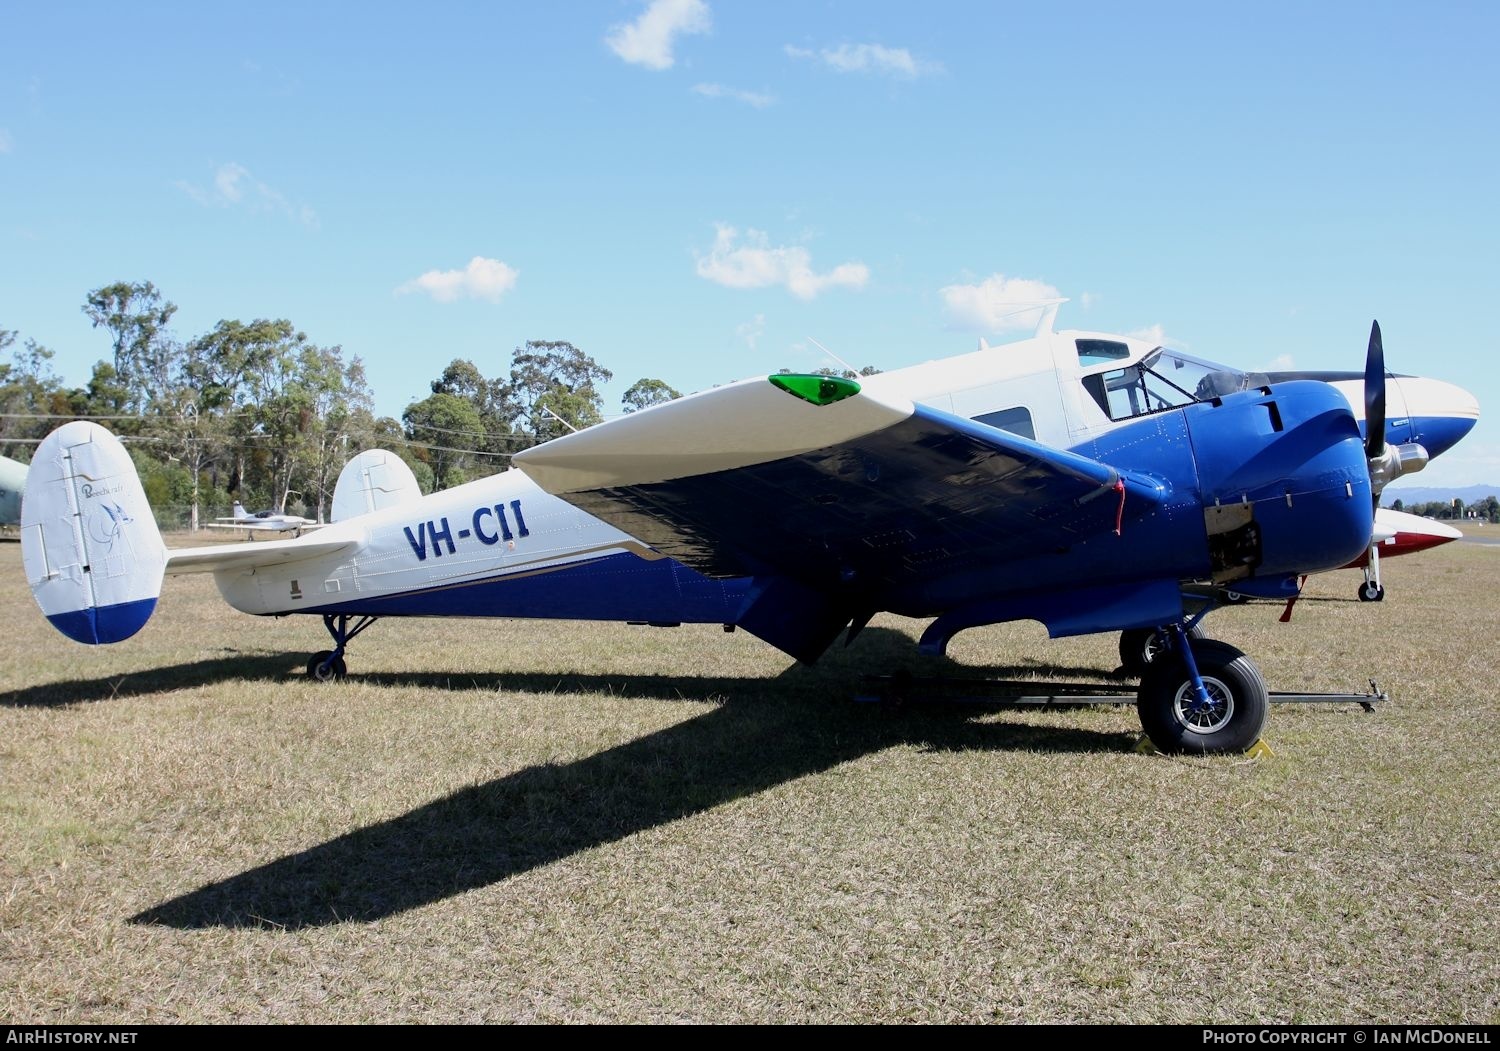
[2,537,1496,1023]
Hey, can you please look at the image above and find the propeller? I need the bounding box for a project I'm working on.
[1364,320,1386,463]
[1362,319,1428,496]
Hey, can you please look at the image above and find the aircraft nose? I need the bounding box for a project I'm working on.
[1186,381,1374,582]
[1255,390,1374,577]
[1388,376,1480,459]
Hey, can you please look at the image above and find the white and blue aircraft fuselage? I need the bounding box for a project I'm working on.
[19,308,1478,753]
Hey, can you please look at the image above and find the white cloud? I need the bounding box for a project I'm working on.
[606,0,710,71]
[396,256,519,303]
[214,162,250,202]
[940,274,1063,332]
[1127,324,1188,350]
[696,225,868,300]
[692,82,774,108]
[176,162,317,227]
[784,42,942,78]
[1257,353,1296,372]
[0,129,11,154]
[1079,291,1098,309]
[736,313,765,350]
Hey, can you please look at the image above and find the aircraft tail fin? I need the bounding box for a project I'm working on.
[331,449,422,522]
[232,501,248,520]
[20,421,167,644]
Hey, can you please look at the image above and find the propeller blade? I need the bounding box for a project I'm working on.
[1364,319,1386,460]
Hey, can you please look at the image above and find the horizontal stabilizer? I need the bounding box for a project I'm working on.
[166,537,358,576]
[21,422,167,644]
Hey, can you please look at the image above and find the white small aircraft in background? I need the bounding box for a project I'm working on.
[1,454,26,527]
[207,501,323,538]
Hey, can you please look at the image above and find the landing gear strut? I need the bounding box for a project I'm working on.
[305,613,380,681]
[1119,622,1205,677]
[1358,543,1385,602]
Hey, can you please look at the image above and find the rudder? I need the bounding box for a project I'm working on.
[331,448,422,522]
[20,421,167,644]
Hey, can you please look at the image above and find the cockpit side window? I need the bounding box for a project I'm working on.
[1076,339,1131,366]
[1082,349,1216,422]
[973,406,1035,439]
[1079,345,1254,423]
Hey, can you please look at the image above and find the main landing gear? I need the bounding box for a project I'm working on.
[1134,625,1269,754]
[305,613,380,681]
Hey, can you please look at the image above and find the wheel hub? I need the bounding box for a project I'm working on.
[1173,676,1235,734]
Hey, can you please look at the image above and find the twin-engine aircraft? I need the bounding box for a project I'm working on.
[18,308,1479,754]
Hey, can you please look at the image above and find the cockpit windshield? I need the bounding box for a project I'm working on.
[1081,348,1261,422]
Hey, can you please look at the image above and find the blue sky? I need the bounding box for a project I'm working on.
[2,1,1496,487]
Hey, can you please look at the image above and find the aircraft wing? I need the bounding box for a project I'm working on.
[515,374,1170,591]
[165,537,357,576]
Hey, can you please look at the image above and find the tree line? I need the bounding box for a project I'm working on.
[1,281,685,526]
[1389,496,1500,524]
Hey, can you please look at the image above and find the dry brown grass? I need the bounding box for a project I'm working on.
[1,537,1496,1023]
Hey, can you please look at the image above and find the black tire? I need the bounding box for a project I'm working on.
[306,650,347,681]
[1358,582,1385,602]
[1118,623,1206,677]
[1136,639,1268,754]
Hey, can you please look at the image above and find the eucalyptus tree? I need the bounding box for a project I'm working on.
[81,281,180,414]
[508,340,612,445]
[621,377,681,413]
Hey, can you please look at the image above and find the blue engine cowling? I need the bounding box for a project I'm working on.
[1181,380,1373,584]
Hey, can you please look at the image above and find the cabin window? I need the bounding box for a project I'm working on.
[1076,339,1131,366]
[973,406,1035,439]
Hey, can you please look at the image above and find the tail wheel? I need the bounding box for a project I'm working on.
[1137,639,1268,754]
[1118,623,1205,677]
[306,650,348,681]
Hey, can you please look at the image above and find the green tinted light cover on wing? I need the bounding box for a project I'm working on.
[768,374,861,406]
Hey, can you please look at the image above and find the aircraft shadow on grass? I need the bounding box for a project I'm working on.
[1,651,302,709]
[128,627,1139,931]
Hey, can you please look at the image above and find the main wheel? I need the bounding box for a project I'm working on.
[1358,581,1385,602]
[1136,639,1268,754]
[306,650,347,681]
[1118,623,1205,677]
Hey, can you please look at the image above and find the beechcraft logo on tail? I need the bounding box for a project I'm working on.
[79,480,124,500]
[86,501,133,548]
